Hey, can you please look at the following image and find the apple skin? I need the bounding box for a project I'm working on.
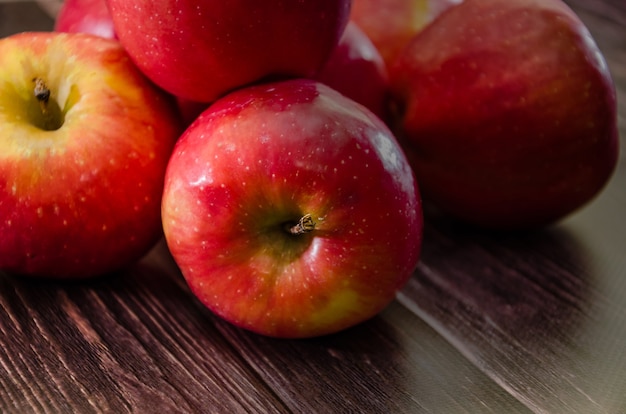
[350,0,462,68]
[162,79,423,338]
[55,0,117,39]
[316,21,391,123]
[0,32,181,278]
[106,0,352,103]
[390,0,619,230]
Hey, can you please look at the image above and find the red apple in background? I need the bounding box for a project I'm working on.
[161,79,423,338]
[316,21,390,123]
[0,32,181,278]
[106,0,352,103]
[390,0,619,230]
[350,0,462,68]
[55,0,116,39]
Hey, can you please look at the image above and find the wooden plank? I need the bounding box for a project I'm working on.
[0,243,289,413]
[0,2,55,36]
[215,299,532,413]
[399,195,626,413]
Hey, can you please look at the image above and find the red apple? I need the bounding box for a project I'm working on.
[105,0,351,103]
[0,32,181,278]
[316,21,391,123]
[55,0,117,40]
[350,0,462,68]
[390,0,619,230]
[161,79,423,338]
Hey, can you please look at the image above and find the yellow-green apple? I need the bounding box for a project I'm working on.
[350,0,462,68]
[105,0,352,103]
[316,21,390,123]
[55,0,117,39]
[161,79,423,338]
[0,32,181,278]
[390,0,619,230]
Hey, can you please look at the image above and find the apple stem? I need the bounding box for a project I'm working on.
[288,214,316,235]
[33,78,53,129]
[33,77,51,115]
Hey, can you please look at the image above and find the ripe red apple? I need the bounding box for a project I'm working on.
[390,0,619,230]
[316,21,391,123]
[0,32,181,278]
[350,0,462,68]
[55,0,117,39]
[161,79,423,338]
[106,0,351,103]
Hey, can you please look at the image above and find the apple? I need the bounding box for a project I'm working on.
[55,0,117,39]
[106,0,352,103]
[316,21,391,123]
[0,32,182,278]
[161,79,423,338]
[390,0,619,230]
[350,0,462,68]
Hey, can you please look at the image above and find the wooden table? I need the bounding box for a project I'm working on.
[1,1,624,413]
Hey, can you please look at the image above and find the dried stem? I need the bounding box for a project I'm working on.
[287,214,316,235]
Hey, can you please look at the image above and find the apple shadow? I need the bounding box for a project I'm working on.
[414,204,595,345]
[213,308,414,411]
[398,204,601,409]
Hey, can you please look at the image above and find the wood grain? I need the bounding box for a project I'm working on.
[0,1,625,413]
[0,250,289,413]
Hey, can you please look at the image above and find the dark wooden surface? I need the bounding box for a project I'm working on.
[1,1,624,413]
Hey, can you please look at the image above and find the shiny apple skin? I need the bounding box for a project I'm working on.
[55,0,117,39]
[106,0,351,103]
[317,21,391,123]
[391,0,619,230]
[162,79,423,338]
[0,32,181,278]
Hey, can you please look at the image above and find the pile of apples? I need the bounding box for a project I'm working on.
[0,0,618,338]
